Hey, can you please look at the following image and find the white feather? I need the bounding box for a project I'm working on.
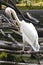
[5,7,40,51]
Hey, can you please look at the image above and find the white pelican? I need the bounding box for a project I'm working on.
[5,7,40,52]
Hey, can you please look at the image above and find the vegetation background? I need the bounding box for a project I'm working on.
[0,0,43,63]
[2,0,43,10]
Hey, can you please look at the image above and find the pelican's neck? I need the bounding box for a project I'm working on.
[5,7,21,25]
[11,9,20,23]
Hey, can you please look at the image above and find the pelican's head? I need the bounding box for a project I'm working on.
[5,7,21,26]
[5,7,12,18]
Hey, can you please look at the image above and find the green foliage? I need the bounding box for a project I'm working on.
[0,52,7,58]
[0,52,7,60]
[34,0,41,2]
[16,0,22,3]
[17,6,43,10]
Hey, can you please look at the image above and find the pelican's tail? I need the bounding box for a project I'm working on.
[32,40,40,52]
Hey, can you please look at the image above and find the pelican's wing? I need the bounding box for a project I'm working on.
[20,20,40,51]
[20,20,37,42]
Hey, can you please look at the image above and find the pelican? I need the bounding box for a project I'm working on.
[5,7,40,52]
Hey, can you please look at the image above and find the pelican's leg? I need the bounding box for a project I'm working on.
[30,46,32,51]
[21,35,25,52]
[22,38,25,51]
[26,46,32,53]
[21,34,25,52]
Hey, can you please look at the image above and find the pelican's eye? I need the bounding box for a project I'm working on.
[16,22,18,26]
